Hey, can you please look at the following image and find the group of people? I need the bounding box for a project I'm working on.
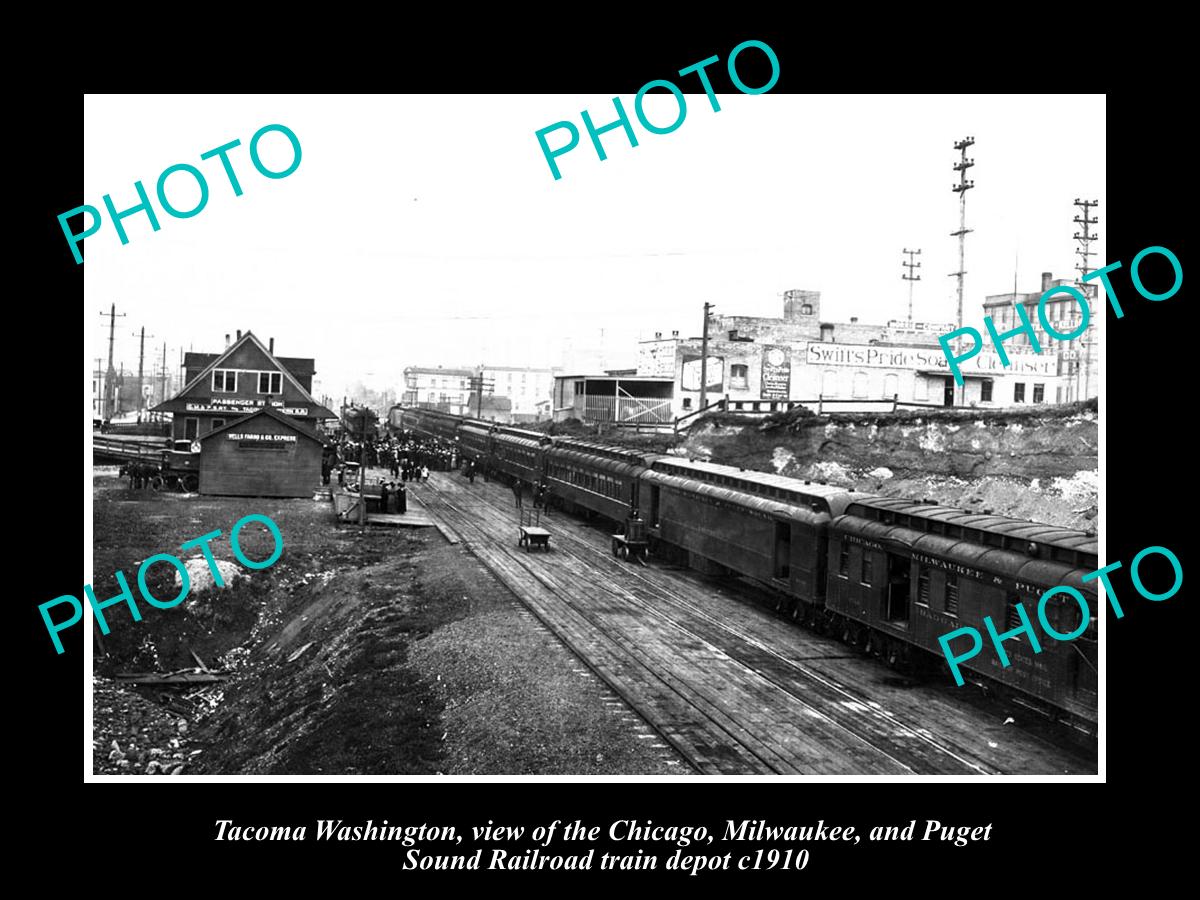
[119,461,157,489]
[321,429,459,487]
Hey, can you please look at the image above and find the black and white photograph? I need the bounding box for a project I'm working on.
[80,91,1108,780]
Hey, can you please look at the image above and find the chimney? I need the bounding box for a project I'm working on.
[269,337,275,354]
[850,316,858,324]
[1041,272,1053,292]
[236,329,242,340]
[655,331,662,339]
[671,330,679,338]
[224,333,231,348]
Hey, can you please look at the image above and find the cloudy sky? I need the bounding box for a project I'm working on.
[83,93,1105,402]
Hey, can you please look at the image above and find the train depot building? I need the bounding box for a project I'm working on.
[152,330,335,497]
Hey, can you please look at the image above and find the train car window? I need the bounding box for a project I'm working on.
[917,569,930,605]
[860,552,873,586]
[838,545,849,578]
[930,522,944,536]
[946,525,963,539]
[1006,598,1024,631]
[944,573,959,615]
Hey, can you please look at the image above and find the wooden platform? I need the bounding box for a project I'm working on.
[332,488,438,529]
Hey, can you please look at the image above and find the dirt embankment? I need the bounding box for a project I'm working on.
[680,401,1098,531]
[92,471,684,775]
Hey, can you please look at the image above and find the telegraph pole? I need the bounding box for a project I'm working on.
[902,248,922,322]
[131,326,154,419]
[700,302,715,411]
[468,371,495,419]
[1073,198,1099,402]
[160,342,168,406]
[949,137,975,406]
[99,304,125,419]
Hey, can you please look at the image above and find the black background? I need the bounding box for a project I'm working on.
[21,20,1187,883]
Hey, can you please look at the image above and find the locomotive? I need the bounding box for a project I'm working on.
[394,406,1098,731]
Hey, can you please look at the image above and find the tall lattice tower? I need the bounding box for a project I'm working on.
[1073,198,1099,401]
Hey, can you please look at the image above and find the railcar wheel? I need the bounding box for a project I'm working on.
[182,475,199,493]
[618,544,629,561]
[151,476,164,492]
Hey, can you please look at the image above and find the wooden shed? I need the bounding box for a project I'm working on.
[199,406,323,497]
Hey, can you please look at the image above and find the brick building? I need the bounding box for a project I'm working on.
[638,289,1059,413]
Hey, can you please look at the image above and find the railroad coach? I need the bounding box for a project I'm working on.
[827,498,1098,726]
[405,408,460,442]
[643,458,860,612]
[492,431,546,487]
[458,420,493,465]
[545,440,660,523]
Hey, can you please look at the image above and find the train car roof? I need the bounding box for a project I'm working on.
[652,457,860,500]
[550,447,651,478]
[549,439,663,467]
[494,433,543,451]
[833,515,1097,594]
[844,497,1098,557]
[642,469,834,526]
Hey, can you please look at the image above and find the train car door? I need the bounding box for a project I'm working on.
[649,484,660,526]
[629,480,638,515]
[884,552,910,623]
[774,521,791,580]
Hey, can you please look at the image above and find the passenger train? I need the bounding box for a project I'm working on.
[392,406,1098,731]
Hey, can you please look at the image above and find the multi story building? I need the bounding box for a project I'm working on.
[637,288,1059,414]
[152,330,335,445]
[403,364,559,422]
[402,366,476,415]
[983,272,1098,403]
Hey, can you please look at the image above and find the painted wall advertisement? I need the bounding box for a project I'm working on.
[761,345,791,399]
[681,355,724,392]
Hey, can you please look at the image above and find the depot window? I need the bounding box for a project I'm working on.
[1033,383,1045,404]
[981,379,993,402]
[212,369,237,392]
[730,364,749,390]
[258,371,282,394]
[1013,382,1026,403]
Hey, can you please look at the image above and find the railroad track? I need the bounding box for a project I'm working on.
[414,473,1092,775]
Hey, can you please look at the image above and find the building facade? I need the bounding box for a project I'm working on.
[983,272,1098,403]
[198,406,323,497]
[638,289,1061,414]
[403,364,560,422]
[152,331,335,446]
[403,366,476,415]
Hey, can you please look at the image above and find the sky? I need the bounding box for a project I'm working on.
[84,94,1105,402]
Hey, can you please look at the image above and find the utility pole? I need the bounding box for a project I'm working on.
[160,342,168,406]
[99,304,125,420]
[468,370,495,419]
[131,326,153,419]
[700,302,715,411]
[902,248,922,322]
[949,137,975,406]
[1073,198,1099,403]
